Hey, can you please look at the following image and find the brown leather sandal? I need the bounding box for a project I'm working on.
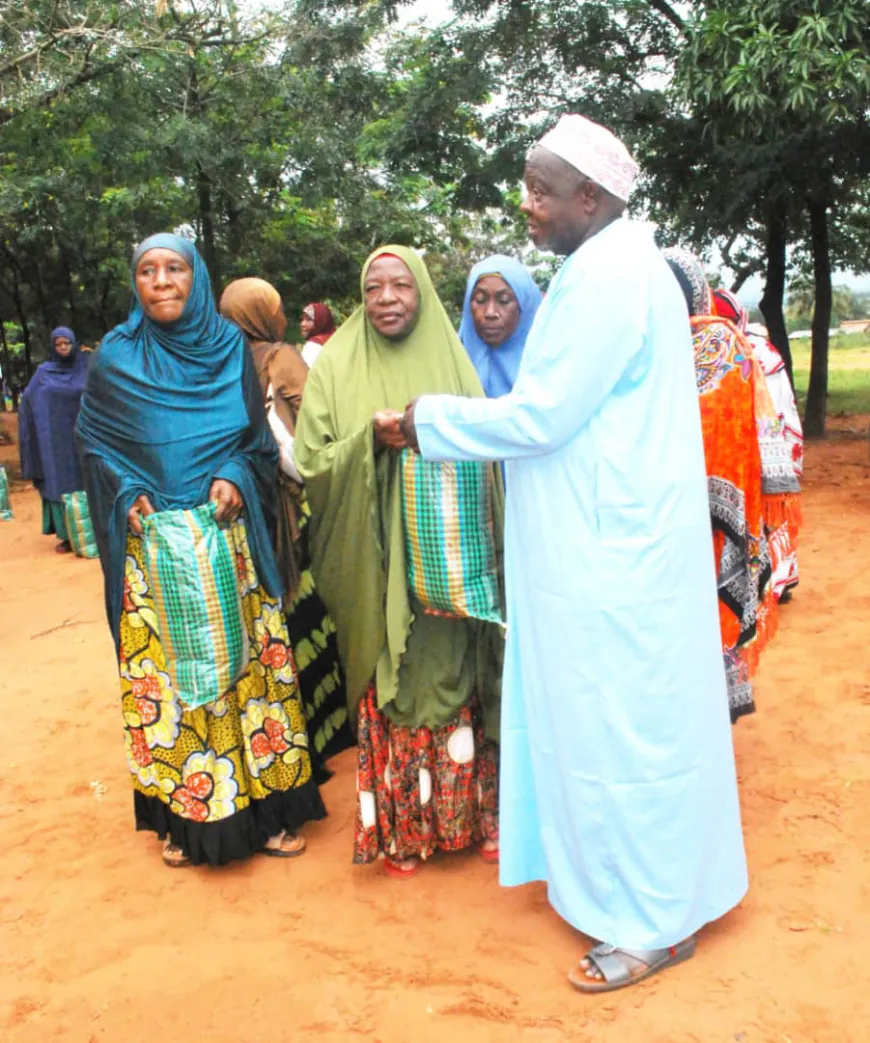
[162,841,191,869]
[263,830,306,858]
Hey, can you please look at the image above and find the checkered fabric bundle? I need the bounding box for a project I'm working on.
[401,449,502,623]
[62,491,98,557]
[142,503,249,708]
[0,466,11,520]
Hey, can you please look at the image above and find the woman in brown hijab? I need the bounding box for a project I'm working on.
[220,278,353,769]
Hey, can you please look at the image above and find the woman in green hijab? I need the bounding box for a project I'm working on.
[295,246,503,878]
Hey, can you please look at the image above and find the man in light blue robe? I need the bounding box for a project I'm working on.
[391,115,748,992]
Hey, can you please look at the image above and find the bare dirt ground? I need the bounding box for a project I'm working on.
[1,415,869,1043]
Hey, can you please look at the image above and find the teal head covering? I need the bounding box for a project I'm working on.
[77,232,281,643]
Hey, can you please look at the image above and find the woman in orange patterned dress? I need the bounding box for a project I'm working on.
[665,250,779,721]
[713,289,803,602]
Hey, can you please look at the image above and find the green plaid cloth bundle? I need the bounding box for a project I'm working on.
[142,503,249,709]
[401,449,502,623]
[0,466,11,520]
[62,491,98,557]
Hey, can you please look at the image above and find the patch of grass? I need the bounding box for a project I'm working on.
[789,334,870,416]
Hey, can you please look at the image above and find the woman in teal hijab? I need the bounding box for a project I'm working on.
[78,233,325,868]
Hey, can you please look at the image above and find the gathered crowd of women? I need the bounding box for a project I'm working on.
[13,114,807,993]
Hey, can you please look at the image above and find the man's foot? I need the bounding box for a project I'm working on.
[263,830,306,858]
[384,855,420,879]
[162,840,191,868]
[479,838,499,864]
[568,937,697,993]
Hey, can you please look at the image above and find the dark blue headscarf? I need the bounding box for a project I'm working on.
[458,255,543,398]
[77,233,281,644]
[19,326,89,501]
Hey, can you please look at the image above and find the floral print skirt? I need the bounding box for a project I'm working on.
[120,523,326,866]
[353,685,498,864]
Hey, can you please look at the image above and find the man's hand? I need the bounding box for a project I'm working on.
[373,409,408,451]
[398,400,419,452]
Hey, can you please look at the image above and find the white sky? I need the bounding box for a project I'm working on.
[399,0,452,25]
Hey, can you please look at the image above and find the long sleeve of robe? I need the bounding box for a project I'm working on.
[413,219,748,950]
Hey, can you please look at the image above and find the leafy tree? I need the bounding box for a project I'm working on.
[0,0,510,369]
[676,0,870,435]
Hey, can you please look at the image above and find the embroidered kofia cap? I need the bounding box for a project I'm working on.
[535,114,640,203]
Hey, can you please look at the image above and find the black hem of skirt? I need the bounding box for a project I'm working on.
[133,778,327,866]
[730,701,757,725]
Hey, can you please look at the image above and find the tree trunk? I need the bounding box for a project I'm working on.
[187,58,220,297]
[804,192,832,438]
[758,200,793,381]
[5,274,33,381]
[0,318,9,409]
[2,246,38,377]
[196,162,220,296]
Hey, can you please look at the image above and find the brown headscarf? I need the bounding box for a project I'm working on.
[219,277,310,597]
[219,277,308,436]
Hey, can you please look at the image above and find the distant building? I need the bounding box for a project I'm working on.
[839,319,870,335]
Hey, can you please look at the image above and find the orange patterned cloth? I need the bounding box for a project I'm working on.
[691,316,777,718]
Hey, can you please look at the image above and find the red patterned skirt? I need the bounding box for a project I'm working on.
[353,685,498,864]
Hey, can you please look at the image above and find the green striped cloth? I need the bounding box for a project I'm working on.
[142,503,249,709]
[0,466,11,520]
[62,491,99,557]
[401,449,502,623]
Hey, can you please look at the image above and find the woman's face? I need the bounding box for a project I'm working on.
[300,306,315,339]
[53,336,74,358]
[135,248,193,324]
[470,275,521,347]
[364,256,419,340]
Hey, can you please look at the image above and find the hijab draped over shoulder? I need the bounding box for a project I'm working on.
[19,326,90,501]
[458,255,543,397]
[77,233,281,643]
[294,245,503,731]
[220,276,310,598]
[219,277,309,436]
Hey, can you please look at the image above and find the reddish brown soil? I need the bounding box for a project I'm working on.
[1,415,869,1043]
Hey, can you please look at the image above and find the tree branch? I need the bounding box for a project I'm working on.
[645,0,685,33]
[0,59,118,125]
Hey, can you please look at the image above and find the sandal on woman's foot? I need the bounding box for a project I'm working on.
[479,840,499,864]
[55,540,72,554]
[264,830,306,858]
[383,856,420,880]
[568,937,697,993]
[162,841,191,869]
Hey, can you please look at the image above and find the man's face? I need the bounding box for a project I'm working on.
[520,148,594,256]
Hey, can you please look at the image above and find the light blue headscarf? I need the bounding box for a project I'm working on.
[77,233,281,643]
[458,255,543,398]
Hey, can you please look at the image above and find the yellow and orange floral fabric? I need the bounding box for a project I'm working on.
[119,520,313,825]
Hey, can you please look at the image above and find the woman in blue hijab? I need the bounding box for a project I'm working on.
[18,326,89,551]
[77,233,325,868]
[459,256,543,398]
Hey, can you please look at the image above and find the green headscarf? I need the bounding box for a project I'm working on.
[294,245,503,735]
